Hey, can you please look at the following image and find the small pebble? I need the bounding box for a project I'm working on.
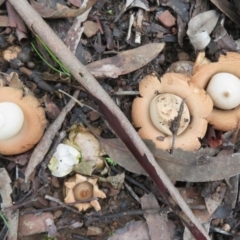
[88,110,100,121]
[222,223,231,232]
[158,10,176,27]
[83,21,99,38]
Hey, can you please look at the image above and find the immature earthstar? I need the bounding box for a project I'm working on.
[131,73,213,151]
[192,52,240,131]
[0,87,46,155]
[48,144,80,177]
[64,174,106,211]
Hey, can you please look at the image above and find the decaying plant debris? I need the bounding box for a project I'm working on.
[1,0,240,239]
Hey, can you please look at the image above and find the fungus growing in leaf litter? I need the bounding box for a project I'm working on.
[192,52,240,131]
[0,87,46,155]
[64,174,106,211]
[132,73,213,151]
[48,143,80,177]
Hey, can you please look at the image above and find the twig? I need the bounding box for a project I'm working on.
[5,198,38,211]
[58,89,102,115]
[112,91,139,95]
[20,196,98,216]
[210,226,235,237]
[170,98,186,154]
[111,166,166,204]
[124,182,140,203]
[44,195,82,215]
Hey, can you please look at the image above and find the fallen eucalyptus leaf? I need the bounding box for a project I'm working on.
[18,213,54,236]
[108,220,151,240]
[210,0,240,26]
[64,9,90,54]
[115,0,149,22]
[204,182,226,215]
[187,10,220,50]
[30,0,97,18]
[0,168,18,240]
[99,137,240,182]
[141,193,171,240]
[86,43,165,78]
[0,16,9,27]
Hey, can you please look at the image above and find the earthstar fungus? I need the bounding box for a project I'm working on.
[0,87,46,155]
[48,143,80,177]
[64,174,106,211]
[132,74,213,151]
[192,52,240,131]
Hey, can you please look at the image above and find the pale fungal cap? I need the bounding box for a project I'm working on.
[150,93,190,136]
[206,72,240,110]
[48,144,80,177]
[0,102,24,141]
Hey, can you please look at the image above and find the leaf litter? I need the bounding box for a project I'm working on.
[3,0,240,239]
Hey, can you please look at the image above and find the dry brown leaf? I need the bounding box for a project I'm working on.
[0,168,18,240]
[68,0,82,8]
[141,193,171,240]
[0,16,9,27]
[204,182,226,216]
[210,0,240,26]
[30,0,97,18]
[99,137,240,182]
[86,43,165,78]
[108,220,150,240]
[18,213,54,236]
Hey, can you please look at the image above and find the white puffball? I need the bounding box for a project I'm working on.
[206,73,240,110]
[150,94,190,136]
[0,102,24,140]
[48,144,80,177]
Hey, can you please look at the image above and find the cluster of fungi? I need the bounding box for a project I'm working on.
[131,52,240,151]
[1,52,240,212]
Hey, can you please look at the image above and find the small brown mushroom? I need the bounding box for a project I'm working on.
[64,174,106,211]
[132,73,213,151]
[0,87,46,155]
[192,52,240,131]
